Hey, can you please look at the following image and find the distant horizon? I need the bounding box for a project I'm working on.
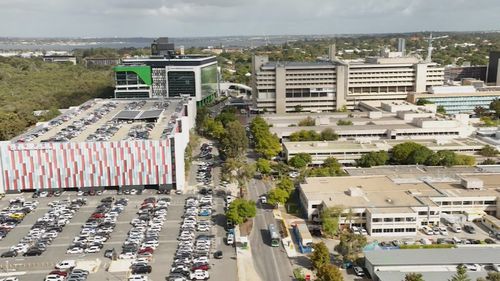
[1,29,500,40]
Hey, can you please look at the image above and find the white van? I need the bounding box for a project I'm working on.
[227,234,234,245]
[452,223,462,233]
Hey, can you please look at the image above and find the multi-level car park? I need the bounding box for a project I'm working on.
[168,196,215,281]
[1,198,85,258]
[66,197,128,255]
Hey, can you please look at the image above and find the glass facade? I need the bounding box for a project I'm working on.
[168,71,196,97]
[201,64,218,99]
[420,95,500,114]
[116,71,147,86]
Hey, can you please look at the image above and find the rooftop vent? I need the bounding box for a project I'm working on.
[347,187,364,197]
[460,178,483,190]
[385,198,394,204]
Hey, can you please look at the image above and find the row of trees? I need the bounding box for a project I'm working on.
[225,198,257,225]
[250,116,282,159]
[356,142,476,168]
[310,242,344,281]
[289,129,339,142]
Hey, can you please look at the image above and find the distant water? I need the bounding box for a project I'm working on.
[0,35,320,51]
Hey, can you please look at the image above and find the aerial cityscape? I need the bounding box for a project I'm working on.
[0,1,500,281]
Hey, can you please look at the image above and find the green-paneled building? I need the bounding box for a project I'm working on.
[114,42,219,107]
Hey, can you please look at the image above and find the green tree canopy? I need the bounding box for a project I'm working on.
[250,117,282,159]
[225,199,257,225]
[336,120,353,126]
[289,130,321,141]
[316,264,344,281]
[298,116,316,126]
[289,153,312,168]
[479,145,499,157]
[321,206,343,237]
[310,242,331,270]
[219,121,248,159]
[391,142,427,164]
[336,232,367,262]
[256,158,272,175]
[320,128,339,141]
[405,273,425,281]
[449,265,471,281]
[356,151,389,167]
[267,187,289,205]
[490,99,500,119]
[276,176,295,195]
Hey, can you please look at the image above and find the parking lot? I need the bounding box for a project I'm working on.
[0,190,237,281]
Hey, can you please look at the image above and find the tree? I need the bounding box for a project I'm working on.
[454,154,476,166]
[316,264,343,281]
[215,108,237,126]
[336,232,367,262]
[225,199,257,225]
[289,130,321,141]
[256,159,272,175]
[490,99,500,119]
[289,153,312,168]
[251,117,282,159]
[408,146,433,165]
[391,142,428,164]
[336,120,353,126]
[310,242,330,270]
[267,187,289,205]
[356,151,389,167]
[479,145,499,157]
[276,176,295,195]
[202,118,225,139]
[417,99,433,105]
[437,105,447,114]
[321,206,343,237]
[481,158,497,165]
[405,273,424,281]
[320,128,339,141]
[485,272,500,281]
[449,265,471,281]
[308,157,344,177]
[298,116,316,126]
[219,121,248,159]
[474,106,488,117]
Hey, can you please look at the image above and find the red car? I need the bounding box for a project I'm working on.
[91,213,104,219]
[191,263,210,271]
[138,247,154,254]
[49,270,68,277]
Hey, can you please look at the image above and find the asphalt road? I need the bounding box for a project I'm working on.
[248,178,294,281]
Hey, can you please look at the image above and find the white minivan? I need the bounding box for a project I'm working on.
[452,223,462,233]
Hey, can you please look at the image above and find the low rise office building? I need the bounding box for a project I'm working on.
[299,171,499,237]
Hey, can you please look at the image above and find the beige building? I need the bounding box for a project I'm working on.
[299,171,500,237]
[251,54,444,114]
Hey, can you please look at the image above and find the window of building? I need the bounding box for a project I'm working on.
[405,228,416,232]
[406,217,416,222]
[418,211,427,216]
[463,201,472,205]
[372,218,382,223]
[168,71,196,97]
[394,228,405,233]
[372,229,382,233]
[383,229,394,233]
[311,204,320,209]
[485,201,496,205]
[383,218,393,222]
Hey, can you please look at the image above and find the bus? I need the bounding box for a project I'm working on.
[268,224,280,247]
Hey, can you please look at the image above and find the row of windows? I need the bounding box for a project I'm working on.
[439,200,496,206]
[285,92,330,98]
[372,217,416,223]
[372,228,416,233]
[395,132,459,137]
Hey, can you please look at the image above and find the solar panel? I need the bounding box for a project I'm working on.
[114,110,140,120]
[137,110,163,119]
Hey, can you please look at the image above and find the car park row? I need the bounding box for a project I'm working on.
[66,197,128,255]
[2,198,85,258]
[121,196,170,281]
[0,197,38,241]
[168,196,216,281]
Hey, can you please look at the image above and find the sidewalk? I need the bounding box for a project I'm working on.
[235,225,263,281]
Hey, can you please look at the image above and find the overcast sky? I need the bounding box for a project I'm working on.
[0,0,498,37]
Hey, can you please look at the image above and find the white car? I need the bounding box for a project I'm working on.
[66,247,84,254]
[85,246,101,253]
[260,196,267,204]
[421,226,434,235]
[0,277,19,281]
[193,256,209,264]
[463,264,481,271]
[128,275,149,281]
[119,252,137,259]
[44,275,64,281]
[438,226,448,235]
[55,260,76,270]
[190,270,209,280]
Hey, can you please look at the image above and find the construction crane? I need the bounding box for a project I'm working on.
[424,33,448,62]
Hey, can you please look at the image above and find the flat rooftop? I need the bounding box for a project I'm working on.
[375,271,487,281]
[301,176,439,208]
[13,98,186,143]
[301,172,500,208]
[365,248,500,266]
[283,138,488,154]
